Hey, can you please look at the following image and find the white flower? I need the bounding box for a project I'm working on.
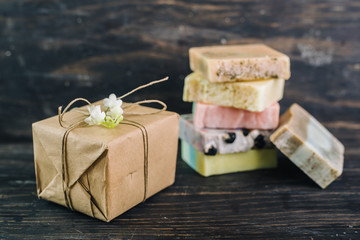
[106,105,123,119]
[84,94,124,128]
[104,93,123,110]
[84,105,105,125]
[103,93,123,122]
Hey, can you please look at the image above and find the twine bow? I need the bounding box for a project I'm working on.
[57,77,168,219]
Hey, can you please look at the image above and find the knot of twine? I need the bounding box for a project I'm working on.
[57,77,168,218]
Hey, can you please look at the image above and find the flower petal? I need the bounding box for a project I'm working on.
[109,93,117,101]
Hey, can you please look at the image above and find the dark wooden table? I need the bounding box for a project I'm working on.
[1,0,360,239]
[1,130,360,239]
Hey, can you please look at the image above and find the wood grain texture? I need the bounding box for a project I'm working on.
[0,0,359,141]
[1,137,360,239]
[0,0,360,239]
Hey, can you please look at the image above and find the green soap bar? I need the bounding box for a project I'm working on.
[181,140,277,177]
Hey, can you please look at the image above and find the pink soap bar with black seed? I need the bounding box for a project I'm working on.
[193,102,280,130]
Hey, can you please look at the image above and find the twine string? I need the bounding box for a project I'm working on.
[118,77,168,100]
[122,100,167,116]
[61,120,86,210]
[58,98,92,128]
[120,120,149,202]
[57,77,168,217]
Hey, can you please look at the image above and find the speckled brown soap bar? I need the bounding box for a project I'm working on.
[189,44,290,82]
[270,104,344,189]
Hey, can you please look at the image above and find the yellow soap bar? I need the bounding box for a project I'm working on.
[181,140,277,177]
[183,72,284,112]
[189,44,290,82]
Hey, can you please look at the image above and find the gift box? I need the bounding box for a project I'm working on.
[32,101,179,222]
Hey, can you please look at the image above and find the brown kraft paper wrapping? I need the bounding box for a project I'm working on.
[32,102,179,222]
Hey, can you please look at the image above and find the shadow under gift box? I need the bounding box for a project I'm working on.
[32,102,179,222]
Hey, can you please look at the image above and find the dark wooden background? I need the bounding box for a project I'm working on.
[1,0,360,239]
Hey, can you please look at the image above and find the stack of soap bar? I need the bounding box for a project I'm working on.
[270,104,344,188]
[180,44,290,176]
[179,114,272,155]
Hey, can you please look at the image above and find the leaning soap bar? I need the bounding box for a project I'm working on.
[189,44,290,82]
[179,114,272,155]
[193,102,280,130]
[183,72,284,112]
[270,104,344,189]
[181,140,277,177]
